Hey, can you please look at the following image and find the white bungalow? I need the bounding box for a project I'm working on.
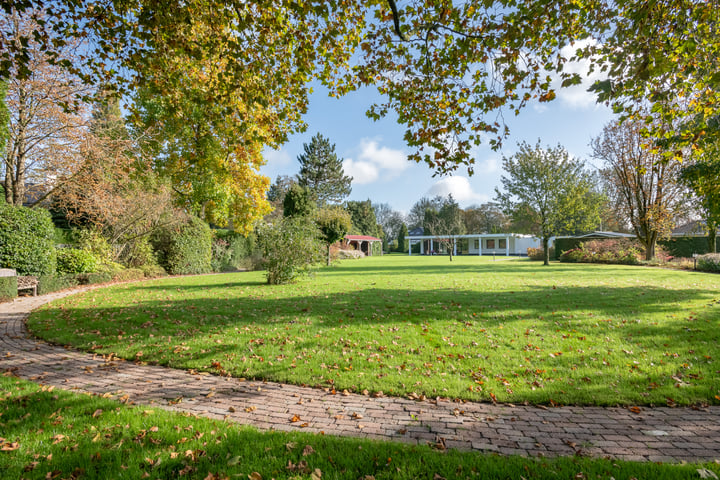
[406,233,540,256]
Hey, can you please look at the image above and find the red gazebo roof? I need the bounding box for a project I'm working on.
[345,235,381,242]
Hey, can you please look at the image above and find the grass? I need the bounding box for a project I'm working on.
[28,255,720,406]
[1,373,718,480]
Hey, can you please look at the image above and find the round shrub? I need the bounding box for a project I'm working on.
[56,248,100,274]
[152,215,212,275]
[0,204,56,275]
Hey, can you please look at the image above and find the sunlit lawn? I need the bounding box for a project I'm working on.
[2,375,718,480]
[28,255,720,406]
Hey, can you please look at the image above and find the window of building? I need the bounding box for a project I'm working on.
[486,239,495,249]
[499,238,507,249]
[474,239,480,249]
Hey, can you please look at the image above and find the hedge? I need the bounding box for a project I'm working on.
[697,253,720,273]
[658,236,720,257]
[152,216,212,275]
[211,230,257,272]
[0,276,17,302]
[0,204,56,275]
[37,274,80,295]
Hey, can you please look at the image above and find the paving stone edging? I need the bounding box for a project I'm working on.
[1,288,719,463]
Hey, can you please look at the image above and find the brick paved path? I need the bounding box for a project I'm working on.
[2,289,720,463]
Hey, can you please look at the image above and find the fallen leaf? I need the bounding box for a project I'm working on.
[302,445,315,456]
[628,406,642,414]
[351,412,364,420]
[290,414,301,423]
[311,468,322,480]
[245,406,257,413]
[698,468,719,479]
[248,473,262,480]
[227,455,241,466]
[1,442,19,451]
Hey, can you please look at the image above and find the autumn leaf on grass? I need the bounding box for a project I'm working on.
[311,469,322,480]
[248,473,262,480]
[92,409,103,418]
[302,445,315,456]
[0,441,19,451]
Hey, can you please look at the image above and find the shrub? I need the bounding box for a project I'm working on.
[527,246,554,261]
[111,268,146,282]
[77,272,113,285]
[141,264,167,278]
[697,253,720,273]
[118,235,158,269]
[559,239,641,265]
[152,215,212,275]
[0,276,17,303]
[37,274,80,295]
[56,248,100,274]
[210,230,257,272]
[75,228,113,263]
[257,217,322,284]
[0,204,56,275]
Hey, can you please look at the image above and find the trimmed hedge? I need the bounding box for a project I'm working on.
[553,238,583,259]
[0,276,17,302]
[152,216,212,275]
[0,204,56,275]
[77,272,113,285]
[659,236,720,257]
[37,274,80,295]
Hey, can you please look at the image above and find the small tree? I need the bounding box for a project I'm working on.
[345,199,381,237]
[396,223,408,252]
[315,206,352,265]
[681,146,720,253]
[258,217,322,284]
[424,195,466,261]
[297,133,352,206]
[495,142,602,265]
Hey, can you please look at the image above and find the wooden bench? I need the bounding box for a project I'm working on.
[17,276,38,296]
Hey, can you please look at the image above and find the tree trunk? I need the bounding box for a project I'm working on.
[543,236,550,266]
[645,238,656,261]
[448,240,453,261]
[708,222,717,254]
[327,244,331,266]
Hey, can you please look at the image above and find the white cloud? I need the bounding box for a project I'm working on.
[553,38,607,109]
[342,139,410,185]
[426,176,489,206]
[263,147,292,167]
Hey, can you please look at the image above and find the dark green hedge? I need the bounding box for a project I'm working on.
[0,205,56,275]
[553,238,583,259]
[77,272,113,285]
[658,236,720,257]
[37,274,80,295]
[211,230,257,272]
[0,276,17,302]
[152,216,212,275]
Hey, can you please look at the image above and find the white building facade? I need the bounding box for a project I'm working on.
[407,233,540,256]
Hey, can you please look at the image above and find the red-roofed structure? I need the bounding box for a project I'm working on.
[343,235,382,256]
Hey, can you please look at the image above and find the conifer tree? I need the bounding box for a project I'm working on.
[297,133,352,206]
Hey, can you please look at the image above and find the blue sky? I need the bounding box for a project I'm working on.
[261,50,616,214]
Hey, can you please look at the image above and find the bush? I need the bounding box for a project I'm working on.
[527,246,554,261]
[257,217,322,284]
[211,230,257,272]
[75,228,113,263]
[111,268,146,282]
[117,235,158,269]
[77,272,113,285]
[152,216,212,275]
[697,253,720,273]
[141,264,167,278]
[56,248,100,274]
[37,274,80,295]
[559,239,641,265]
[0,276,17,303]
[0,204,56,275]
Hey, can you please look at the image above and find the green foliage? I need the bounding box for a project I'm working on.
[283,183,316,218]
[75,228,114,263]
[527,246,554,261]
[78,271,113,285]
[697,254,720,273]
[396,223,408,252]
[345,199,381,237]
[297,133,352,206]
[110,268,146,282]
[117,235,158,268]
[56,248,100,274]
[0,204,57,275]
[660,236,720,258]
[315,206,352,265]
[211,230,257,272]
[559,239,641,265]
[257,217,322,284]
[152,215,213,275]
[0,276,17,302]
[681,145,720,254]
[54,228,73,245]
[37,274,80,295]
[495,142,602,265]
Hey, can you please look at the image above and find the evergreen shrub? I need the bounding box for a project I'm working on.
[0,204,56,275]
[56,248,100,274]
[258,217,322,284]
[37,275,80,295]
[0,276,17,302]
[152,216,212,275]
[211,230,256,272]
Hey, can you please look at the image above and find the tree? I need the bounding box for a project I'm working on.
[283,184,316,219]
[3,2,717,175]
[373,202,406,246]
[495,142,602,265]
[2,11,90,206]
[345,199,381,237]
[408,196,445,230]
[680,144,720,253]
[257,217,322,285]
[591,119,686,260]
[464,202,509,234]
[424,195,466,261]
[297,133,352,206]
[396,223,408,252]
[315,206,352,265]
[266,175,298,220]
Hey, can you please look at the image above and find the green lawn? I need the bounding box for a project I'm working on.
[28,255,720,406]
[1,374,716,480]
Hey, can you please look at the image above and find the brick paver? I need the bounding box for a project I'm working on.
[2,288,719,463]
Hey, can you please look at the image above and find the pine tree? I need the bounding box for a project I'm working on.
[297,133,352,206]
